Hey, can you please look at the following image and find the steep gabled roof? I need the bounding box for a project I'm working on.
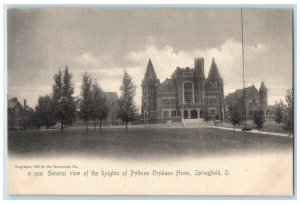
[144,59,158,80]
[157,78,176,92]
[225,85,259,100]
[104,92,118,102]
[8,98,19,109]
[207,58,221,80]
[259,81,267,92]
[8,97,23,109]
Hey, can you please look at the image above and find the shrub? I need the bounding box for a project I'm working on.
[253,110,265,131]
[242,127,252,131]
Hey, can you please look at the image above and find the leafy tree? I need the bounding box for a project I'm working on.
[35,95,56,128]
[51,69,63,131]
[80,72,93,134]
[228,102,243,131]
[62,66,77,125]
[274,100,284,128]
[283,89,293,133]
[118,69,137,131]
[51,66,77,132]
[253,110,265,131]
[91,80,109,132]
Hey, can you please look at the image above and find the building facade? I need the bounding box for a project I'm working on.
[76,91,121,126]
[103,92,121,125]
[225,82,274,120]
[141,58,225,123]
[8,97,33,130]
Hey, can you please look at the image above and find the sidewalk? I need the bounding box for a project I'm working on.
[209,126,292,137]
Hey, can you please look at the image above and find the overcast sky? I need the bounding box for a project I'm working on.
[7,8,293,110]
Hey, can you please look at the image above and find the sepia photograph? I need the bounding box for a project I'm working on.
[6,7,294,196]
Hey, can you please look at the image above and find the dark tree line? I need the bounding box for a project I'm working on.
[31,67,138,132]
[52,66,77,132]
[274,89,293,133]
[33,95,56,129]
[33,66,76,132]
[79,72,109,133]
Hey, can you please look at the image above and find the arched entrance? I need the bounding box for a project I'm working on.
[191,110,198,119]
[184,110,188,119]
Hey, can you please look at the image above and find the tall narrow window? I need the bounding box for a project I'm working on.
[184,82,193,104]
[209,108,216,116]
[163,99,169,106]
[171,110,177,117]
[150,111,155,118]
[149,88,153,97]
[163,110,169,118]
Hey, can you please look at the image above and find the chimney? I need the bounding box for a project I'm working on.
[24,99,27,108]
[194,58,204,76]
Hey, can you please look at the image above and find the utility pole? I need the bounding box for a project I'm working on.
[241,8,247,128]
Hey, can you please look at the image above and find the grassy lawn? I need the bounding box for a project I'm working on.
[8,126,293,159]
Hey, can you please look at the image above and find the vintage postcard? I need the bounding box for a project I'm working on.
[6,7,294,195]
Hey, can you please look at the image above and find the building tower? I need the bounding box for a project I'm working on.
[207,58,222,82]
[194,58,205,102]
[259,81,268,106]
[141,59,159,123]
[206,58,225,120]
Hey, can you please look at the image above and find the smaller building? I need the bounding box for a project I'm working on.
[225,81,274,120]
[8,97,33,130]
[75,91,120,126]
[104,92,121,125]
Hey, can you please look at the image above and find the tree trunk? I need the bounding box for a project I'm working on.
[125,121,128,132]
[85,121,88,135]
[99,120,102,132]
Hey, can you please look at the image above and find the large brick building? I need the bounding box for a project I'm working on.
[141,58,225,123]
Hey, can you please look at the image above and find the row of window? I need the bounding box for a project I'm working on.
[162,98,176,106]
[143,101,155,108]
[162,110,177,118]
[144,111,155,119]
[194,97,217,105]
[249,110,273,116]
[143,88,154,97]
[249,99,257,107]
[183,72,194,77]
[205,98,216,105]
[160,97,217,105]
